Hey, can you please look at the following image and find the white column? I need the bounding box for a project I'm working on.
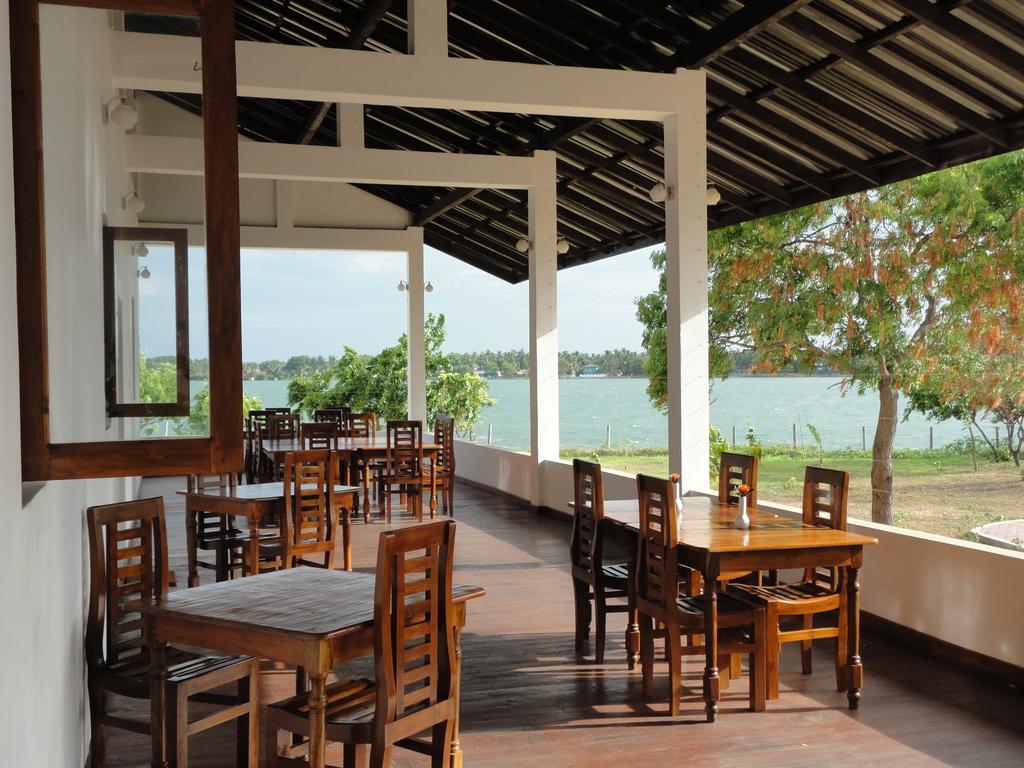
[336,102,364,148]
[528,151,559,506]
[408,0,448,58]
[406,228,427,422]
[664,90,710,490]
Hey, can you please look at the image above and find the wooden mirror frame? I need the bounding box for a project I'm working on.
[11,0,242,480]
[103,226,190,418]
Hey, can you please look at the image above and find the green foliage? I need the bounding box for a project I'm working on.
[709,425,728,483]
[188,384,263,435]
[288,313,495,434]
[806,422,823,465]
[745,424,763,458]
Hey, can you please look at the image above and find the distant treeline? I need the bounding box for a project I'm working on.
[153,348,834,381]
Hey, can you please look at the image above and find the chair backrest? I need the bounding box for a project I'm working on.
[570,459,604,574]
[268,412,300,440]
[313,408,345,426]
[718,451,758,507]
[345,411,376,438]
[282,450,334,563]
[249,409,274,437]
[300,421,339,450]
[386,420,424,481]
[86,498,169,673]
[373,520,456,724]
[187,473,237,539]
[802,466,850,590]
[267,407,293,415]
[636,473,679,615]
[434,415,455,473]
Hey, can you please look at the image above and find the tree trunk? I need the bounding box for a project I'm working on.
[871,366,898,526]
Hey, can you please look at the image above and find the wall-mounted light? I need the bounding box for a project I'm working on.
[105,96,138,130]
[424,281,434,293]
[397,280,408,292]
[706,185,722,206]
[123,192,146,215]
[556,238,570,255]
[649,182,669,203]
[133,243,149,258]
[137,266,151,279]
[515,238,531,253]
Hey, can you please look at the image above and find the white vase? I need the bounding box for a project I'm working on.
[734,496,750,529]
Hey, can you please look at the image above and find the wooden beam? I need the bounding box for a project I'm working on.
[296,0,395,144]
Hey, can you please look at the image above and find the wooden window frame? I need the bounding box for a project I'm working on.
[103,225,190,418]
[11,0,242,480]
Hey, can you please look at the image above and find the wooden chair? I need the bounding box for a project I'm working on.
[267,407,294,415]
[246,410,274,483]
[343,411,376,438]
[186,473,246,586]
[265,520,458,768]
[345,411,380,518]
[570,459,636,666]
[718,451,758,508]
[635,473,766,717]
[424,415,456,516]
[313,408,346,426]
[380,420,425,523]
[268,412,300,441]
[730,466,851,700]
[86,497,259,768]
[259,450,339,571]
[299,421,339,450]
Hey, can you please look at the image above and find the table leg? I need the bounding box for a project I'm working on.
[430,451,438,515]
[147,616,169,768]
[449,623,464,768]
[307,673,328,768]
[342,506,352,571]
[185,500,199,588]
[247,510,262,577]
[702,562,720,723]
[625,533,640,670]
[846,563,863,709]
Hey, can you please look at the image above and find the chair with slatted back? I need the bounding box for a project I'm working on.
[718,451,758,507]
[729,466,850,700]
[635,474,766,717]
[246,410,274,482]
[186,473,246,587]
[259,450,338,571]
[381,420,425,523]
[267,407,293,415]
[344,411,380,519]
[423,415,456,517]
[299,421,339,451]
[570,459,636,666]
[265,520,457,768]
[313,408,346,426]
[344,411,375,438]
[268,412,300,440]
[86,497,259,768]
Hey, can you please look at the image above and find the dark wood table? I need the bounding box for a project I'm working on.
[262,433,442,514]
[178,481,360,578]
[598,495,877,720]
[143,568,485,768]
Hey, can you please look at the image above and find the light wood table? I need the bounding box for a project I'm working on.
[262,433,442,514]
[143,568,485,768]
[178,481,360,577]
[597,495,877,720]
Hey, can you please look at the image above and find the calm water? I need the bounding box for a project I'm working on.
[201,377,975,451]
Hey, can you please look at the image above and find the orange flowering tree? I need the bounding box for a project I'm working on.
[638,151,1024,524]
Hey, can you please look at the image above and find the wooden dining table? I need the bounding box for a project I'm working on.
[178,481,361,578]
[595,494,877,721]
[261,432,442,514]
[143,568,485,768]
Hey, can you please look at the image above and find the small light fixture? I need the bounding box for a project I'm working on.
[424,281,434,293]
[706,185,722,206]
[133,243,149,258]
[397,280,408,292]
[556,238,570,255]
[137,266,151,279]
[515,238,531,253]
[649,182,669,203]
[123,192,146,214]
[105,96,138,130]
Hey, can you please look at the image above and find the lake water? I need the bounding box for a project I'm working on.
[208,376,974,451]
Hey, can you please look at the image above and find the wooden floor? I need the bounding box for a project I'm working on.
[104,478,1024,767]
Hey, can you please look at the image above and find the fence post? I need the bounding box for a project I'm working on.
[862,425,866,451]
[996,426,1000,450]
[487,423,493,446]
[929,426,933,451]
[792,423,797,449]
[605,425,611,450]
[731,425,736,447]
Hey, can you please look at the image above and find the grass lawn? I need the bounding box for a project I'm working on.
[560,448,1024,541]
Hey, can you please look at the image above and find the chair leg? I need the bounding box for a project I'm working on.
[87,688,107,768]
[751,610,767,712]
[731,652,742,679]
[718,653,731,690]
[430,718,454,768]
[344,743,370,768]
[766,605,781,700]
[572,577,590,655]
[639,613,654,698]
[836,606,849,691]
[666,624,682,717]
[165,682,189,768]
[237,663,260,768]
[626,572,639,671]
[594,587,608,664]
[264,713,283,768]
[801,614,814,675]
[369,742,393,768]
[415,486,424,523]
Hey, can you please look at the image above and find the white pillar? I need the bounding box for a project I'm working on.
[406,228,427,422]
[664,89,710,490]
[336,103,364,148]
[408,0,448,58]
[528,151,559,506]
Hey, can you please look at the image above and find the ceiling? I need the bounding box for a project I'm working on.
[127,0,1024,282]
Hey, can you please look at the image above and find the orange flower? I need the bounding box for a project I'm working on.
[737,484,752,497]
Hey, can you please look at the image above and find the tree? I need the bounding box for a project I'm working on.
[189,384,264,435]
[288,313,495,433]
[636,150,1024,524]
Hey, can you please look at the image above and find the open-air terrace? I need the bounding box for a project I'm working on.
[2,1,1023,767]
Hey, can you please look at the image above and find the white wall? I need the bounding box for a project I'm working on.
[0,5,131,766]
[460,447,1024,670]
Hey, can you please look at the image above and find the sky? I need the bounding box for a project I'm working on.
[137,243,663,360]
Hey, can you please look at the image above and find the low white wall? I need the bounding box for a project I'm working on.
[462,447,1024,671]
